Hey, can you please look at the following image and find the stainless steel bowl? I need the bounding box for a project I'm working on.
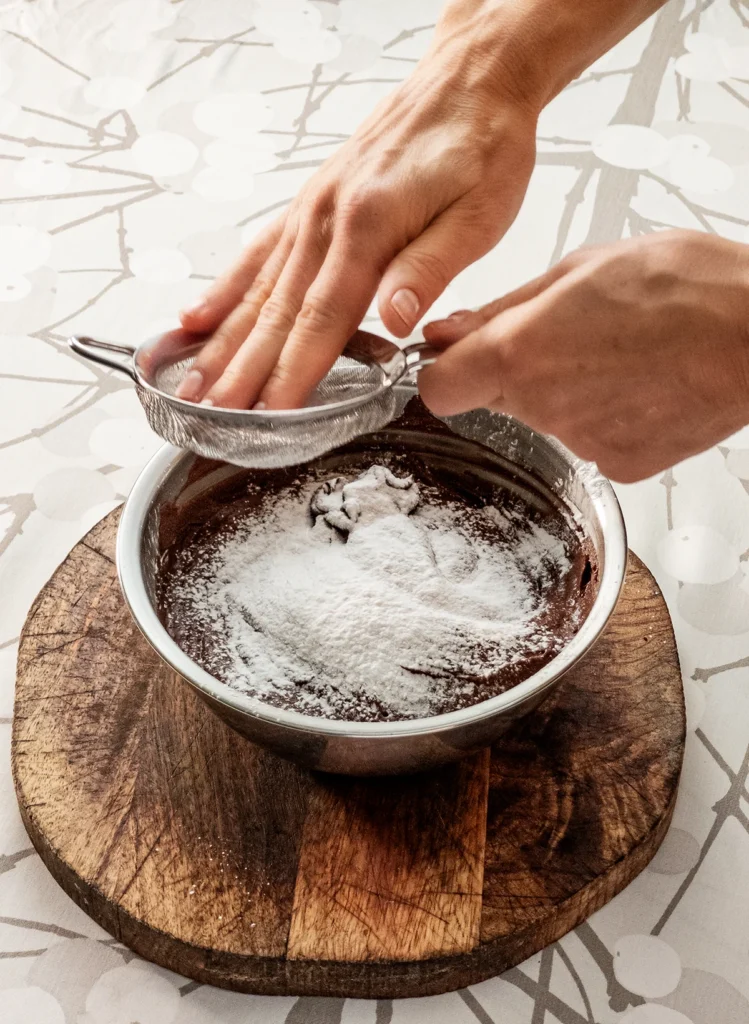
[117,388,627,775]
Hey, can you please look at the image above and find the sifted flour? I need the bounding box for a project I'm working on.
[160,461,588,722]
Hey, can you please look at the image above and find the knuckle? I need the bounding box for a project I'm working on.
[298,221,333,264]
[404,247,453,287]
[634,246,681,294]
[243,270,276,309]
[614,235,689,298]
[262,352,317,407]
[296,293,340,335]
[263,361,294,396]
[557,243,611,279]
[303,188,336,234]
[557,249,588,275]
[208,375,246,408]
[192,350,227,380]
[338,185,385,232]
[255,293,297,335]
[285,195,305,226]
[212,372,239,398]
[644,228,693,257]
[197,325,243,367]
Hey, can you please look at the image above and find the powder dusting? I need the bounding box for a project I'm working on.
[160,457,591,722]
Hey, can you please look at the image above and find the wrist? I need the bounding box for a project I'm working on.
[426,1,557,115]
[427,0,665,114]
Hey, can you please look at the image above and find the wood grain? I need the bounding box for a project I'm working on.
[287,749,490,962]
[12,510,685,998]
[480,563,685,944]
[13,517,308,960]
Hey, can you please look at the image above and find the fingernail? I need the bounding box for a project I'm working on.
[429,311,469,331]
[200,397,214,407]
[253,401,267,410]
[391,288,420,327]
[181,298,209,320]
[176,368,204,401]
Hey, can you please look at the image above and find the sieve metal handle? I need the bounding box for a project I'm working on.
[402,341,439,376]
[68,336,137,382]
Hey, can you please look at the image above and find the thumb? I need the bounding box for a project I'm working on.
[377,211,495,338]
[418,297,542,418]
[417,321,509,419]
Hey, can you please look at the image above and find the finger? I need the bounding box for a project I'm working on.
[376,210,497,338]
[418,302,535,417]
[421,309,485,349]
[422,255,585,346]
[179,216,285,333]
[204,219,330,409]
[257,230,383,410]
[176,229,295,402]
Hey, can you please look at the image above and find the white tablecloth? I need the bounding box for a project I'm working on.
[1,1,748,1022]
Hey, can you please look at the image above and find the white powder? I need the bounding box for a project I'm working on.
[166,465,579,721]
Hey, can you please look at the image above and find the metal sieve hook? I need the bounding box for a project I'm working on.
[69,336,137,382]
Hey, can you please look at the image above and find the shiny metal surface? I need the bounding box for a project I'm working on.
[69,330,437,469]
[117,388,627,775]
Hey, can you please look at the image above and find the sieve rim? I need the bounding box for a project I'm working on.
[135,331,407,422]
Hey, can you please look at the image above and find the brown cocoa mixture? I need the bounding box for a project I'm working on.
[157,400,597,722]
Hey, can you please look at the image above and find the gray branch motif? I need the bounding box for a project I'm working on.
[0,1,748,1022]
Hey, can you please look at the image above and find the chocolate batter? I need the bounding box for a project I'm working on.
[157,401,597,722]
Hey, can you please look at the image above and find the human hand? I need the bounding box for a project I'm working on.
[419,231,749,483]
[176,45,538,409]
[175,0,672,412]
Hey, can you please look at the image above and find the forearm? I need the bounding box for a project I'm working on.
[427,0,669,112]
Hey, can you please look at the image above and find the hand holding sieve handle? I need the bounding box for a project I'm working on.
[402,341,439,381]
[68,335,138,382]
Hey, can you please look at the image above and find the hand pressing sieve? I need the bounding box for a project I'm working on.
[69,330,437,469]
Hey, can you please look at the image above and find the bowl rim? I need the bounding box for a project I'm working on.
[117,430,628,740]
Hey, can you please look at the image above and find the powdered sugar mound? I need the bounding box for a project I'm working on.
[165,464,579,722]
[311,464,420,537]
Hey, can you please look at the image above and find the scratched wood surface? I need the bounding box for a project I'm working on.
[12,510,685,998]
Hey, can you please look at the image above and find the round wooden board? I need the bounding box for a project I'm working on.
[12,510,685,999]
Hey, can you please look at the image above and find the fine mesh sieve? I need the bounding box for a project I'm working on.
[69,330,437,468]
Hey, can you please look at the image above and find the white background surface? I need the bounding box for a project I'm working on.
[0,1,748,1021]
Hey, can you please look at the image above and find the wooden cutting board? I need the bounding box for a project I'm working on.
[12,510,684,998]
